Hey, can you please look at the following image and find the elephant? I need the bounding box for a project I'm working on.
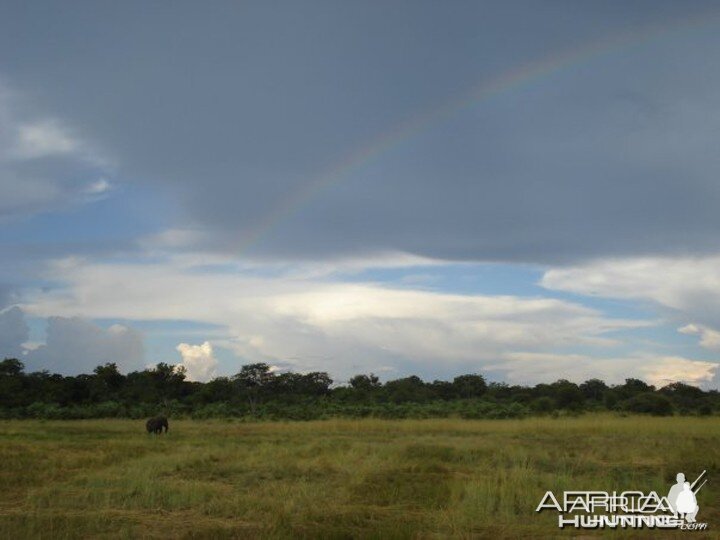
[145,416,169,434]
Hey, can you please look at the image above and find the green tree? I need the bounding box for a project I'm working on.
[91,363,125,401]
[579,378,608,401]
[452,374,487,398]
[550,380,584,411]
[659,382,704,412]
[616,378,654,399]
[0,358,25,408]
[297,372,333,396]
[430,380,455,400]
[384,376,429,403]
[233,363,275,415]
[0,358,24,376]
[349,373,380,391]
[151,362,187,404]
[622,393,673,416]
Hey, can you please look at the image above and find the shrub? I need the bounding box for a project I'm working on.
[530,397,556,413]
[622,393,673,416]
[697,403,713,416]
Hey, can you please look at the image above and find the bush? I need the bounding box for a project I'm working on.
[94,401,125,418]
[459,401,528,419]
[697,403,713,416]
[622,393,673,416]
[191,402,238,419]
[26,402,64,419]
[530,397,556,413]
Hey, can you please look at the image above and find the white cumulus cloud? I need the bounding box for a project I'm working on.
[642,355,718,388]
[490,352,718,389]
[678,324,720,351]
[541,255,720,350]
[21,255,651,380]
[176,341,218,382]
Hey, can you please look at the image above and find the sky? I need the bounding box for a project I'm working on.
[1,0,720,388]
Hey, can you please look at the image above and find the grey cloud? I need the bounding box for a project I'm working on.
[0,285,14,309]
[541,256,720,331]
[2,2,720,263]
[26,317,144,375]
[0,88,109,221]
[0,306,29,358]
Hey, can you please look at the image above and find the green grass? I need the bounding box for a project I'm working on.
[0,415,718,538]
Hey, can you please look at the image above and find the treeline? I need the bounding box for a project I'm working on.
[0,358,717,420]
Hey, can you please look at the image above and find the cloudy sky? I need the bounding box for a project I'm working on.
[1,1,719,388]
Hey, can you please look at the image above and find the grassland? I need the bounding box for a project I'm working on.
[0,415,718,539]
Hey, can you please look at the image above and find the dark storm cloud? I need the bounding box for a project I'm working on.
[2,1,720,263]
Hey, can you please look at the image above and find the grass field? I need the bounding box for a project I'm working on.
[0,415,718,539]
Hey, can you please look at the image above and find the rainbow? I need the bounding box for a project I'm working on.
[237,10,720,254]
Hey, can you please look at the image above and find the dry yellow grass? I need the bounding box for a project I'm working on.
[0,415,718,538]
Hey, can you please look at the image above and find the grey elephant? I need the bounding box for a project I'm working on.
[145,416,169,434]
